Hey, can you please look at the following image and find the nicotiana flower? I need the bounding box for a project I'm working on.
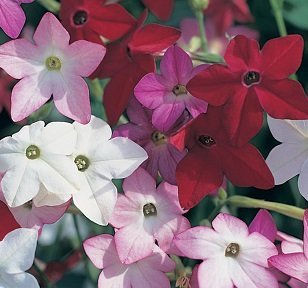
[187,35,308,147]
[134,45,208,132]
[84,234,175,288]
[0,121,79,207]
[0,12,106,123]
[0,228,39,288]
[109,167,190,264]
[266,116,308,200]
[0,201,20,240]
[269,210,308,284]
[174,213,278,288]
[113,97,187,184]
[71,115,148,225]
[0,0,34,38]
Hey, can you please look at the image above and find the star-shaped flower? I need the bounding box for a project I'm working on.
[187,35,308,147]
[0,12,106,123]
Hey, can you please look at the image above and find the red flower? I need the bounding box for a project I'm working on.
[60,0,136,44]
[187,35,308,147]
[171,106,274,210]
[141,0,174,21]
[0,201,20,240]
[204,0,253,35]
[94,10,181,125]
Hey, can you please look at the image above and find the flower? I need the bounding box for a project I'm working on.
[83,234,175,288]
[187,35,308,147]
[109,167,191,264]
[0,201,20,240]
[93,10,180,125]
[113,97,187,184]
[0,228,39,288]
[60,0,136,44]
[171,106,274,209]
[71,115,148,225]
[266,116,308,200]
[0,69,15,116]
[0,121,79,207]
[269,210,308,284]
[134,45,208,132]
[174,213,278,288]
[0,12,106,123]
[204,0,253,35]
[0,0,34,38]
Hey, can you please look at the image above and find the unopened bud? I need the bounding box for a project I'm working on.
[189,0,209,11]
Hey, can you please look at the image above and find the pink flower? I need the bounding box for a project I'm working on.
[0,12,106,123]
[269,210,308,284]
[0,0,34,38]
[134,45,208,132]
[83,234,175,288]
[113,97,187,184]
[109,167,191,264]
[174,213,278,288]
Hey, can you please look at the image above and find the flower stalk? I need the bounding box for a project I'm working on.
[37,0,60,13]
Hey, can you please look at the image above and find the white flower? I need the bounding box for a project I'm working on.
[0,121,79,207]
[266,115,308,200]
[71,116,148,225]
[0,228,39,288]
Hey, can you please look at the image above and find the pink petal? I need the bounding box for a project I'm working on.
[184,94,208,118]
[304,210,308,258]
[98,267,127,288]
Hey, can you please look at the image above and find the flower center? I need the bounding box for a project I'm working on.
[45,56,61,71]
[198,135,216,147]
[73,10,88,26]
[143,203,157,217]
[74,155,90,172]
[243,71,260,86]
[25,145,40,160]
[151,131,167,145]
[225,243,240,257]
[172,84,187,96]
[24,200,33,210]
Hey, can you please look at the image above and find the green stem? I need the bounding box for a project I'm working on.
[33,261,53,288]
[207,200,226,222]
[37,0,60,13]
[190,52,224,64]
[195,10,208,54]
[227,195,305,220]
[269,0,287,36]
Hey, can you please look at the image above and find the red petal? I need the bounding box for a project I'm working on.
[187,65,240,106]
[224,35,261,72]
[261,35,304,79]
[0,201,20,240]
[256,79,308,119]
[232,0,254,22]
[220,144,274,189]
[176,148,224,210]
[141,0,173,21]
[129,24,180,54]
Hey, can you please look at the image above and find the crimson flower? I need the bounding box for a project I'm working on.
[171,106,274,210]
[141,0,174,21]
[0,201,20,240]
[93,10,181,125]
[60,0,136,44]
[187,35,308,147]
[204,0,253,35]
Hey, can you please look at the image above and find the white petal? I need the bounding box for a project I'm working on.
[298,159,308,201]
[0,272,39,288]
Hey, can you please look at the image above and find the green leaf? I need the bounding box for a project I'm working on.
[283,0,308,30]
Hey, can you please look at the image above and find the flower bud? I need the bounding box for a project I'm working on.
[189,0,209,11]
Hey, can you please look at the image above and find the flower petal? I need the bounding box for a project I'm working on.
[0,272,39,288]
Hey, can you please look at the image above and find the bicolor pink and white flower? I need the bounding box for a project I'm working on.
[0,0,34,38]
[0,12,105,123]
[71,116,148,225]
[174,213,278,288]
[134,45,208,132]
[84,234,175,288]
[0,121,79,207]
[0,228,39,288]
[109,167,190,264]
[266,116,308,200]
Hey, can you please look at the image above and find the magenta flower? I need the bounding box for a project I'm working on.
[0,0,34,39]
[174,213,278,288]
[109,167,190,264]
[0,12,105,123]
[134,45,208,132]
[84,234,175,288]
[269,210,308,284]
[113,97,187,184]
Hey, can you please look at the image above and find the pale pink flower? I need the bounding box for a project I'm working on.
[134,45,208,132]
[0,12,105,123]
[174,213,278,288]
[0,0,34,39]
[269,210,308,284]
[84,234,175,288]
[109,167,191,264]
